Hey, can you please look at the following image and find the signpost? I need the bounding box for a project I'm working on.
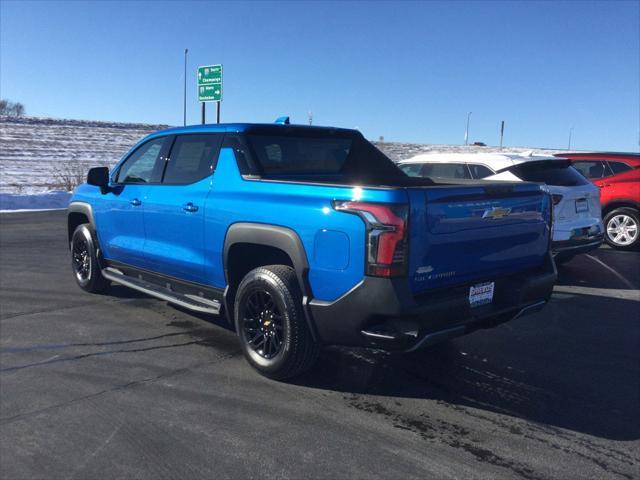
[197,64,222,124]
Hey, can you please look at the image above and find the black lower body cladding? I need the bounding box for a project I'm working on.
[308,254,557,351]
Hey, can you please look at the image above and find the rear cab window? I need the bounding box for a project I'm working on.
[242,127,412,186]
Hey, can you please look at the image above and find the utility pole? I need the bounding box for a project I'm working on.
[464,111,472,145]
[308,111,313,126]
[500,120,505,149]
[568,127,574,150]
[183,49,188,126]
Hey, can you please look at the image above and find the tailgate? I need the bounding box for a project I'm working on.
[407,182,551,294]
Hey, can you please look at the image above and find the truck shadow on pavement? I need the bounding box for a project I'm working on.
[291,292,640,442]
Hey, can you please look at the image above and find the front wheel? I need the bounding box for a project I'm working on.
[70,224,110,293]
[604,208,639,250]
[234,265,319,380]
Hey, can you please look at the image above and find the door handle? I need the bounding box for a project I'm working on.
[130,198,142,206]
[183,202,199,213]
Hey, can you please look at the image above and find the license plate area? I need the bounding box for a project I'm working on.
[575,198,589,213]
[469,281,495,308]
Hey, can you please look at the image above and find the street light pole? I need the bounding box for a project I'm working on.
[465,111,472,145]
[568,127,574,150]
[183,48,188,127]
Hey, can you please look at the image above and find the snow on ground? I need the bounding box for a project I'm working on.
[0,191,71,212]
[1,115,571,211]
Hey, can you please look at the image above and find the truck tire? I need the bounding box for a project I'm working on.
[234,265,319,380]
[604,208,639,250]
[70,224,110,293]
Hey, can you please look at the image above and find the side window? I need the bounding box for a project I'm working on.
[399,164,424,177]
[572,160,605,179]
[421,163,471,179]
[607,161,633,175]
[116,137,165,184]
[163,134,223,184]
[467,163,494,179]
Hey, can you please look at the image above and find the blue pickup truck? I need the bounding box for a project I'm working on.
[68,121,556,379]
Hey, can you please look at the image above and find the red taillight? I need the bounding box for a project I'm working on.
[552,194,563,205]
[333,201,408,277]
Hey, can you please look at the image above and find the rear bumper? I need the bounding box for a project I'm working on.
[552,224,603,256]
[308,254,557,351]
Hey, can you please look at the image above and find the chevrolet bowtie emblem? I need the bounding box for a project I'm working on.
[482,206,512,219]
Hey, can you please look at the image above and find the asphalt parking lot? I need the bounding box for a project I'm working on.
[1,210,638,480]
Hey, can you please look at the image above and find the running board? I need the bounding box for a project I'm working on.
[102,267,221,315]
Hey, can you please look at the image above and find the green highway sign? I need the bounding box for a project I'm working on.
[197,64,222,102]
[198,84,222,102]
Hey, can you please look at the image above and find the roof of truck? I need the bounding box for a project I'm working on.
[150,123,357,137]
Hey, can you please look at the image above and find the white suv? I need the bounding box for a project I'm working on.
[398,153,604,263]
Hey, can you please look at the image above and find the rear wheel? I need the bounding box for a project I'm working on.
[604,208,639,250]
[71,224,110,293]
[234,265,319,380]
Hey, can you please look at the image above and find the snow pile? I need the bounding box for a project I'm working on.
[0,190,71,212]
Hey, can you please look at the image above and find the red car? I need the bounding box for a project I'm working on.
[557,152,640,250]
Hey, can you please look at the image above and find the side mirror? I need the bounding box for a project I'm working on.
[87,167,110,194]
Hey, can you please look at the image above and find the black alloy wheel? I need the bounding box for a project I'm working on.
[242,289,284,359]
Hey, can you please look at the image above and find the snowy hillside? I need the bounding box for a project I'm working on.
[0,116,167,194]
[1,115,568,197]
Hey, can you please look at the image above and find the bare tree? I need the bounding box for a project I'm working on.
[13,103,25,116]
[52,159,88,192]
[0,99,26,116]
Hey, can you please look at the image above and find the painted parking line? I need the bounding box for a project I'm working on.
[553,285,639,301]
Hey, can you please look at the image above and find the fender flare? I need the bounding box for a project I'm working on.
[222,222,319,341]
[223,222,311,295]
[67,202,96,244]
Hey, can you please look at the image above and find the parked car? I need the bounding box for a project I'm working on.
[556,152,639,250]
[68,122,556,379]
[398,153,603,263]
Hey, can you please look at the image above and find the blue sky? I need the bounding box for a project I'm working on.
[1,0,638,151]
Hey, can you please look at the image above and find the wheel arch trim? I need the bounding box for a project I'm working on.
[67,202,96,245]
[223,222,311,295]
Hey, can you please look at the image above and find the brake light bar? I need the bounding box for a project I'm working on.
[333,201,408,277]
